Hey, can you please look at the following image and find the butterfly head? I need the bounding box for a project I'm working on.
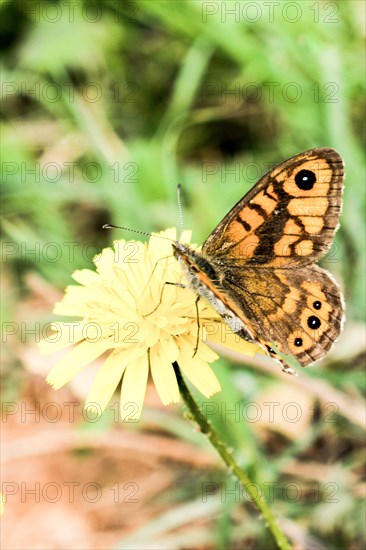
[172,240,190,258]
[173,241,204,278]
[173,242,219,280]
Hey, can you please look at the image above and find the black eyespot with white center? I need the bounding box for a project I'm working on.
[313,300,321,310]
[294,337,303,347]
[295,169,316,190]
[307,315,321,329]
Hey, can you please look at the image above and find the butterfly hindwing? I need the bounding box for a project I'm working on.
[220,263,344,366]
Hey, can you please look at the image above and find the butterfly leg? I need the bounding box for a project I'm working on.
[144,281,185,317]
[165,281,186,289]
[268,351,297,376]
[193,296,201,358]
[157,281,201,358]
[279,361,297,376]
[260,341,297,375]
[166,283,201,358]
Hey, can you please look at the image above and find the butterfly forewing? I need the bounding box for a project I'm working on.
[202,148,344,267]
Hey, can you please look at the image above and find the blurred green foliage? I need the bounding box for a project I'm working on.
[1,1,365,548]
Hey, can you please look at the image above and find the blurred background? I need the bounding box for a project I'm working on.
[1,1,365,548]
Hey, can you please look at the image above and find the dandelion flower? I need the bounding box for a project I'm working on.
[40,228,261,421]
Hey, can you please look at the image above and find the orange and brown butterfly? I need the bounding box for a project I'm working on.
[173,148,345,374]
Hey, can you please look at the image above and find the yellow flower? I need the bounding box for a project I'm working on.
[40,228,260,421]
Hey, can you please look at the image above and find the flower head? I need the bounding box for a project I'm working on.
[40,228,260,420]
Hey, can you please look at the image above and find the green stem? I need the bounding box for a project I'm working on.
[173,362,291,550]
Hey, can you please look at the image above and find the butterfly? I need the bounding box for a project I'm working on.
[173,148,345,374]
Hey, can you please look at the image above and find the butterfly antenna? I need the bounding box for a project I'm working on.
[102,224,174,242]
[177,183,184,238]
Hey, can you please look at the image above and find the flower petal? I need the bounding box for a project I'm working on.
[203,322,263,357]
[46,340,111,389]
[39,322,85,354]
[150,343,180,405]
[84,348,130,413]
[178,340,221,397]
[159,334,179,363]
[148,228,177,260]
[72,269,100,286]
[179,229,192,244]
[120,354,149,421]
[94,247,118,277]
[54,286,105,316]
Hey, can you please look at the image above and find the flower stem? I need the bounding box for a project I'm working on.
[173,362,291,550]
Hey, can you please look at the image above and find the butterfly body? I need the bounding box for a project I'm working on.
[174,148,345,373]
[173,242,254,339]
